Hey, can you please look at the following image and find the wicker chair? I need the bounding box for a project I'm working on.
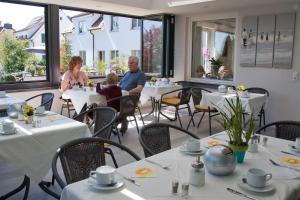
[244,87,269,128]
[256,121,300,141]
[158,87,193,128]
[186,87,219,135]
[25,92,54,111]
[107,95,141,134]
[45,137,140,199]
[139,123,199,157]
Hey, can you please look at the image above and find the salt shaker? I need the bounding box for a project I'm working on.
[248,136,258,153]
[189,155,205,187]
[181,183,189,198]
[262,137,268,146]
[171,180,179,194]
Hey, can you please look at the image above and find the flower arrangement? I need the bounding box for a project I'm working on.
[87,79,95,87]
[237,84,245,91]
[150,77,157,82]
[23,105,34,117]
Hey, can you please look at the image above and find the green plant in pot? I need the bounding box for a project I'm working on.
[218,95,255,163]
[209,57,222,78]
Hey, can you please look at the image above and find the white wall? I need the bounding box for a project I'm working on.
[174,3,300,122]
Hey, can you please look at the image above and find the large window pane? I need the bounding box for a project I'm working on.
[0,2,47,83]
[142,19,163,76]
[59,9,141,77]
[191,18,235,81]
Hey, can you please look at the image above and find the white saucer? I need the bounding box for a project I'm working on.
[288,144,300,154]
[87,177,124,191]
[0,128,17,135]
[34,111,49,116]
[237,177,275,193]
[179,145,206,156]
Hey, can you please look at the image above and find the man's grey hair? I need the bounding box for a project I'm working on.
[128,56,139,64]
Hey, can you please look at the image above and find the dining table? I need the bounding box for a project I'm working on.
[0,95,25,116]
[201,92,268,117]
[60,132,300,200]
[62,87,129,114]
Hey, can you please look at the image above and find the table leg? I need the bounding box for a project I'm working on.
[0,175,30,200]
[143,97,156,118]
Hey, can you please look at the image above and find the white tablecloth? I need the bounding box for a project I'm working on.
[0,95,25,110]
[140,84,182,105]
[61,132,300,200]
[201,92,267,117]
[62,88,129,113]
[0,112,91,182]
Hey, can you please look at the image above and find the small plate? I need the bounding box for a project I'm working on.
[179,145,206,156]
[288,144,300,154]
[87,176,124,191]
[237,177,275,193]
[0,128,17,135]
[34,111,49,116]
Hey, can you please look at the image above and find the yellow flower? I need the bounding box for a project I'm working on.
[150,77,157,82]
[87,79,95,87]
[23,105,34,116]
[237,84,245,91]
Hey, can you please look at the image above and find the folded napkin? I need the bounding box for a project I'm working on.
[207,140,223,146]
[281,156,300,166]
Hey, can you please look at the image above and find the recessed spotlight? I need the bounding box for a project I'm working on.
[168,0,216,7]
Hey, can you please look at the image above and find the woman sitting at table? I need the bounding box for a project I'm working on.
[60,56,88,92]
[96,72,122,111]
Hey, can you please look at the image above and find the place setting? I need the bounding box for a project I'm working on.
[33,106,49,116]
[0,118,18,135]
[179,138,207,156]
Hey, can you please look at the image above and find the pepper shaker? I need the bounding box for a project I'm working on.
[171,180,179,194]
[189,155,205,187]
[181,183,189,198]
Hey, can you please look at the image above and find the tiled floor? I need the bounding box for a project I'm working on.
[0,106,224,200]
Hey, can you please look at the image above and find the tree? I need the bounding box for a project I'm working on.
[0,35,32,73]
[60,36,72,72]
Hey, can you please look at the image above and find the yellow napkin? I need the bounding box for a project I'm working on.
[207,140,222,146]
[281,156,300,166]
[135,167,155,177]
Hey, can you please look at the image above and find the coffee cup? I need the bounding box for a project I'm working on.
[185,138,201,152]
[0,91,6,98]
[295,138,300,149]
[35,106,45,114]
[246,168,272,188]
[90,165,116,185]
[2,119,15,134]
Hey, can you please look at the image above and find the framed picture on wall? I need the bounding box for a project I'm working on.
[240,16,258,67]
[273,13,296,69]
[256,15,275,68]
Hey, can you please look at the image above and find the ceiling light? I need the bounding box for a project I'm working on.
[168,0,216,7]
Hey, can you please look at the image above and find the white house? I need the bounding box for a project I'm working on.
[67,12,141,70]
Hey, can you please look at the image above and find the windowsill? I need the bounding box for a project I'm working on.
[131,27,140,30]
[110,30,119,32]
[188,77,235,86]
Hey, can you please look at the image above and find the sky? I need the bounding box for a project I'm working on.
[0,2,81,31]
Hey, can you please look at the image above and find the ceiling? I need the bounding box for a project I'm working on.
[26,0,300,16]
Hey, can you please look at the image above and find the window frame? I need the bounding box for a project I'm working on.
[78,21,87,34]
[186,14,238,85]
[111,16,119,32]
[99,50,105,62]
[79,50,86,65]
[110,50,119,60]
[131,18,141,29]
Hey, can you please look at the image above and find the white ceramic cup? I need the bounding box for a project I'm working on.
[2,119,15,133]
[90,165,116,185]
[35,106,45,114]
[246,168,272,188]
[185,138,201,152]
[0,91,6,98]
[295,138,300,149]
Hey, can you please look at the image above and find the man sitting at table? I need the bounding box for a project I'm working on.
[96,72,122,111]
[118,56,146,133]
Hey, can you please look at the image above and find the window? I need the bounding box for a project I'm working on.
[110,50,119,60]
[111,16,119,31]
[79,50,86,65]
[190,18,235,81]
[99,51,105,62]
[142,19,163,76]
[78,21,86,34]
[0,1,47,84]
[41,33,45,43]
[132,19,141,29]
[131,50,140,58]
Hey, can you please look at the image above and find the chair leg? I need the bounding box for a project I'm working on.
[105,148,118,168]
[115,127,122,144]
[67,102,71,118]
[38,181,60,199]
[0,175,30,200]
[208,112,212,135]
[187,105,195,126]
[60,105,63,115]
[137,107,145,125]
[51,174,55,185]
[187,111,196,130]
[197,112,206,128]
[176,107,183,128]
[133,116,139,133]
[157,102,161,122]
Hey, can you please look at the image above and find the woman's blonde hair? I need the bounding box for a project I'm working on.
[68,56,83,71]
[106,73,118,85]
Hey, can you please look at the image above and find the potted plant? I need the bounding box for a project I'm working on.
[209,57,222,78]
[23,105,34,124]
[218,95,255,163]
[87,79,95,91]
